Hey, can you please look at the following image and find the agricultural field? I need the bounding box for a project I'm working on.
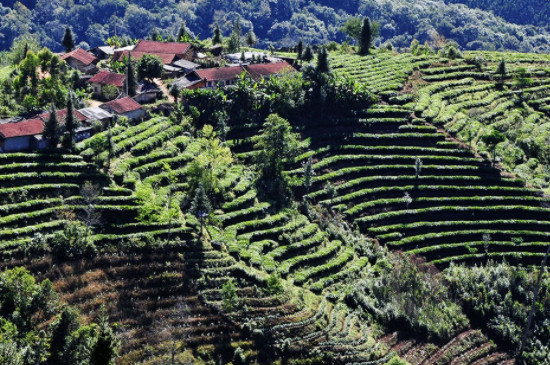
[1,48,549,364]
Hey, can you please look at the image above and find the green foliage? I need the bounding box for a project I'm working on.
[0,268,118,365]
[135,181,182,224]
[124,57,137,97]
[221,279,238,312]
[316,46,330,74]
[187,125,233,195]
[264,274,284,296]
[43,104,60,150]
[101,84,119,101]
[302,45,314,63]
[137,54,163,81]
[352,253,468,341]
[359,17,372,55]
[255,114,300,202]
[212,23,222,45]
[62,91,76,150]
[49,220,97,259]
[446,262,550,364]
[189,182,212,218]
[61,27,75,53]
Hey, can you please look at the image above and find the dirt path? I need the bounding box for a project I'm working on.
[155,78,174,103]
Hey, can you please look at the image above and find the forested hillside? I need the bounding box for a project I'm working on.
[2,0,550,53]
[445,0,550,27]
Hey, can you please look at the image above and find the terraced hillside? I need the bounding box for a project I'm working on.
[413,51,550,194]
[4,48,550,364]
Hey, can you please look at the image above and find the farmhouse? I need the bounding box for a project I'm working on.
[183,66,245,89]
[100,97,146,122]
[61,48,99,74]
[88,71,126,99]
[38,109,88,125]
[0,119,44,152]
[244,61,295,81]
[175,62,295,89]
[133,40,194,60]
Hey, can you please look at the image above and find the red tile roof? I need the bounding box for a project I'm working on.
[0,119,44,139]
[88,71,126,88]
[245,61,295,79]
[102,97,142,114]
[61,48,98,66]
[38,109,88,124]
[195,67,245,82]
[113,51,176,65]
[134,40,192,56]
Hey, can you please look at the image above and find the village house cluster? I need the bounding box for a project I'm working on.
[0,40,295,152]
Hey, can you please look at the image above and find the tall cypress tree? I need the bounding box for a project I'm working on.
[316,46,330,74]
[125,54,137,97]
[296,40,303,63]
[62,27,75,53]
[359,17,372,55]
[63,91,76,150]
[497,58,506,88]
[43,104,60,150]
[302,45,314,63]
[177,21,187,42]
[212,23,222,45]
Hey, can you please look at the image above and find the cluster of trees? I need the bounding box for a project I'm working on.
[2,0,550,53]
[351,252,468,341]
[446,261,550,364]
[0,267,118,365]
[0,44,80,116]
[180,47,374,203]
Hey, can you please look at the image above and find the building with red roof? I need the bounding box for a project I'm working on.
[112,51,177,65]
[244,61,295,81]
[88,71,126,99]
[180,61,295,90]
[38,109,88,125]
[186,66,245,89]
[61,48,98,74]
[133,40,193,60]
[0,119,44,152]
[100,97,146,122]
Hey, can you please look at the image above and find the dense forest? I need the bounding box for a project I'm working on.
[2,0,550,53]
[445,0,550,27]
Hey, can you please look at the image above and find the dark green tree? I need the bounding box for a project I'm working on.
[302,157,315,194]
[341,17,362,44]
[359,17,372,55]
[245,29,257,47]
[190,182,212,235]
[302,44,314,63]
[124,55,137,97]
[48,306,80,365]
[497,57,507,88]
[90,309,119,365]
[63,91,76,150]
[137,54,163,81]
[150,27,161,41]
[169,83,179,104]
[62,27,75,53]
[296,40,303,63]
[316,46,330,74]
[177,21,187,42]
[482,129,506,165]
[43,105,60,150]
[255,114,300,201]
[221,279,238,312]
[212,23,222,44]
